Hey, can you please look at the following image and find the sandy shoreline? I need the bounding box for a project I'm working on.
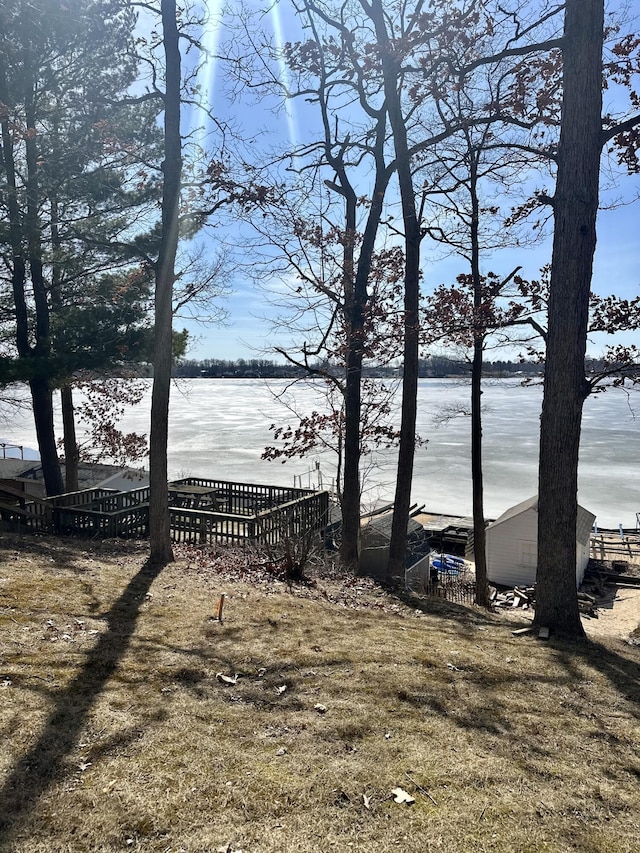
[581,585,640,640]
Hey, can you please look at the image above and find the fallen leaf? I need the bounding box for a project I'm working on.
[276,747,287,756]
[362,793,372,810]
[216,672,238,685]
[391,787,415,805]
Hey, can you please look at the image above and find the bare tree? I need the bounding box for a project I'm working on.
[535,0,640,637]
[414,83,547,606]
[230,1,398,567]
[148,0,182,565]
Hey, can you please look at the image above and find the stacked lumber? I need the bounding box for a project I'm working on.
[490,586,600,618]
[490,585,535,610]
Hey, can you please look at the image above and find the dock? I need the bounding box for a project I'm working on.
[588,528,640,579]
[413,510,478,558]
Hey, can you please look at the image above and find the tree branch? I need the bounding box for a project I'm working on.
[601,112,640,145]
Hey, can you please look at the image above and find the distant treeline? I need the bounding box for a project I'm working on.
[172,356,545,379]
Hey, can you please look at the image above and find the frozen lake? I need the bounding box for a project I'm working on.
[1,377,639,528]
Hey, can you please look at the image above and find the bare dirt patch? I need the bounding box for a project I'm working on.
[581,586,640,641]
[492,582,640,642]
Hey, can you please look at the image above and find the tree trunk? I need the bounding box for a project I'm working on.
[24,43,63,496]
[149,0,181,565]
[340,331,364,568]
[535,0,603,637]
[339,187,362,570]
[30,376,64,496]
[0,58,29,359]
[368,0,420,582]
[469,155,489,607]
[340,152,391,571]
[471,336,488,606]
[61,385,79,493]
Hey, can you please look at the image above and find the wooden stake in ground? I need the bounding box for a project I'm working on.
[214,594,225,623]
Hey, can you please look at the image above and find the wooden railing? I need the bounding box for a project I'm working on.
[171,478,310,516]
[50,487,151,538]
[0,498,51,532]
[253,491,330,547]
[49,487,118,509]
[169,490,329,547]
[53,503,150,538]
[0,481,52,532]
[170,509,251,545]
[2,477,329,548]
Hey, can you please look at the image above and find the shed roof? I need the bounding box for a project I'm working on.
[490,495,596,546]
[362,510,424,542]
[0,459,147,492]
[0,459,38,479]
[492,494,539,526]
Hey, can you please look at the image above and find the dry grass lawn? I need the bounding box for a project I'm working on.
[1,532,639,853]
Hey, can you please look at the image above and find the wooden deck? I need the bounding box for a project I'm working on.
[0,478,330,548]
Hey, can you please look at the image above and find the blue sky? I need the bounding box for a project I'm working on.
[178,1,640,362]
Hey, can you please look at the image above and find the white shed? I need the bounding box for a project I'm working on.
[485,495,595,588]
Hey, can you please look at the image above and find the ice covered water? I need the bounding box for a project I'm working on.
[2,377,638,528]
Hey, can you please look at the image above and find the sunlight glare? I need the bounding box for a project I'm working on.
[189,0,224,144]
[270,2,299,155]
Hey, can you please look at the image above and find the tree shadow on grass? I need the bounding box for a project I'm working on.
[398,584,640,706]
[555,635,640,712]
[0,557,164,846]
[394,585,498,640]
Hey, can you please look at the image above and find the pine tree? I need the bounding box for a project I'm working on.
[0,0,163,494]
